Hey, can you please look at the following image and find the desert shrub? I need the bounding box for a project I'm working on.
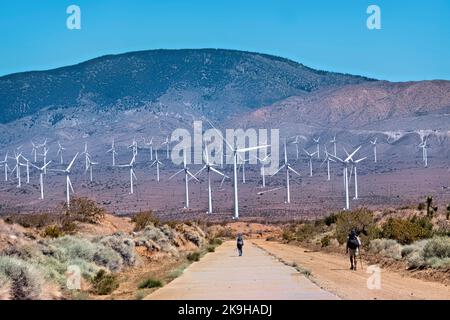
[42,225,64,238]
[446,204,450,220]
[91,269,119,295]
[209,238,223,246]
[186,252,200,262]
[295,224,317,242]
[92,245,123,272]
[132,211,160,231]
[369,239,402,260]
[0,256,43,300]
[215,227,233,239]
[0,273,11,300]
[335,208,375,245]
[321,235,331,248]
[138,278,162,289]
[423,236,450,260]
[3,213,60,229]
[207,246,215,253]
[324,213,338,226]
[97,233,136,266]
[66,197,105,224]
[417,202,425,211]
[381,216,433,245]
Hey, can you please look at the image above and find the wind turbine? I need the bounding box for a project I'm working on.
[40,147,49,174]
[344,148,366,200]
[272,140,301,204]
[118,154,137,194]
[81,142,91,171]
[321,147,336,181]
[206,119,269,219]
[169,149,198,209]
[10,152,22,188]
[238,156,250,184]
[303,149,318,177]
[418,136,429,167]
[19,154,30,184]
[128,137,138,156]
[330,135,337,157]
[31,161,52,200]
[150,149,163,182]
[313,137,320,159]
[50,153,79,208]
[86,155,99,182]
[329,146,362,210]
[31,141,38,162]
[106,139,117,166]
[290,136,302,160]
[256,154,271,188]
[0,153,10,181]
[57,141,66,165]
[161,136,170,159]
[194,145,228,214]
[370,137,378,163]
[144,137,154,161]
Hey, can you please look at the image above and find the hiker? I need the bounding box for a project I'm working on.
[346,229,361,270]
[236,234,244,256]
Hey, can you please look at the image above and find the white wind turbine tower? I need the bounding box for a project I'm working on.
[206,120,269,219]
[169,149,199,209]
[106,139,117,166]
[0,153,10,181]
[50,153,79,208]
[303,149,318,177]
[256,153,271,188]
[418,136,429,167]
[10,152,22,188]
[329,146,362,210]
[40,147,49,174]
[313,137,320,159]
[321,147,335,181]
[144,137,154,161]
[161,136,170,159]
[290,136,301,160]
[19,154,31,184]
[57,141,66,164]
[31,141,38,162]
[118,154,137,194]
[150,149,163,182]
[370,137,378,163]
[238,155,250,184]
[128,137,138,156]
[194,144,228,214]
[272,140,301,204]
[330,135,337,157]
[81,142,91,171]
[86,155,99,182]
[31,161,52,200]
[344,148,366,200]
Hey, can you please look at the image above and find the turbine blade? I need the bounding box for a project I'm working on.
[168,169,185,180]
[288,166,301,176]
[66,152,79,171]
[271,164,285,176]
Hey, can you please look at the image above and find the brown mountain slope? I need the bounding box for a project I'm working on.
[232,80,450,131]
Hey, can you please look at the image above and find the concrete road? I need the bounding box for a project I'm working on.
[146,241,338,300]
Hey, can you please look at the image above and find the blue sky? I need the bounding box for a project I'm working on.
[0,0,449,81]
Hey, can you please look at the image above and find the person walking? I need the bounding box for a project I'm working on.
[236,234,244,256]
[346,229,361,270]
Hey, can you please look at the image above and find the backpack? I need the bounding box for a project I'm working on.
[347,233,360,249]
[237,237,243,246]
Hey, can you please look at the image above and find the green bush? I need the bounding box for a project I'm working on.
[186,252,200,262]
[138,278,162,289]
[335,208,375,245]
[91,269,119,295]
[207,246,215,253]
[324,213,338,226]
[42,225,64,238]
[209,238,223,246]
[295,224,316,242]
[369,239,402,260]
[381,216,433,245]
[132,211,160,231]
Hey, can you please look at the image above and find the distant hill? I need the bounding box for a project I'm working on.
[0,49,373,124]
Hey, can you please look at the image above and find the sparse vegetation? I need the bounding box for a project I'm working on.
[187,252,201,262]
[138,278,163,289]
[65,197,106,224]
[335,208,377,246]
[381,216,433,245]
[91,269,119,295]
[131,211,160,231]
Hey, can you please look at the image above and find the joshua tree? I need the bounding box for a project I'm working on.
[446,204,450,220]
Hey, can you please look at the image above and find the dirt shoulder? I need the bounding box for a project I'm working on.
[252,239,450,300]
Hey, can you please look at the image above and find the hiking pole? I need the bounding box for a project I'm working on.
[359,247,363,270]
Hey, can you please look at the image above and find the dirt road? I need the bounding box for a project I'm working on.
[253,240,450,300]
[146,241,338,300]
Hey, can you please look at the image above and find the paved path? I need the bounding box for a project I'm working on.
[146,241,338,300]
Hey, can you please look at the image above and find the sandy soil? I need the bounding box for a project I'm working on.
[146,241,337,300]
[252,239,450,300]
